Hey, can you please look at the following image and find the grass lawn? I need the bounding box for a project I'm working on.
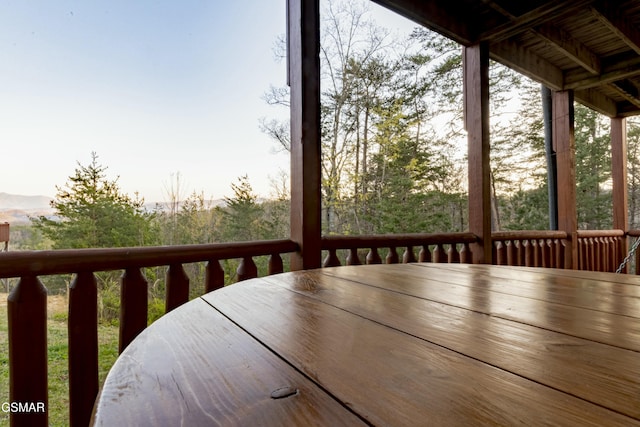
[0,293,120,426]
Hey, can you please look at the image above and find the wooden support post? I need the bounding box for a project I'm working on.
[288,0,322,270]
[611,117,628,272]
[464,43,492,264]
[553,90,578,269]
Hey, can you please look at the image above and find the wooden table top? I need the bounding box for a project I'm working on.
[92,264,640,426]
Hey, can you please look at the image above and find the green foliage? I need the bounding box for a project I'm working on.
[216,175,265,242]
[574,105,612,229]
[32,152,158,249]
[628,116,640,229]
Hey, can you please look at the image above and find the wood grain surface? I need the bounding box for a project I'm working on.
[93,264,640,426]
[92,299,366,426]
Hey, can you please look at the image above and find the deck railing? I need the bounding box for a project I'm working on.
[321,232,477,266]
[575,229,626,273]
[626,229,640,275]
[0,239,298,427]
[492,230,569,268]
[2,229,638,426]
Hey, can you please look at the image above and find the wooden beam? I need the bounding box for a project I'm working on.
[591,3,640,56]
[553,90,577,269]
[574,88,618,117]
[477,0,593,43]
[288,0,322,271]
[370,0,474,45]
[564,54,640,90]
[490,38,564,89]
[464,43,492,264]
[616,101,640,117]
[608,81,640,109]
[611,117,628,232]
[535,23,601,74]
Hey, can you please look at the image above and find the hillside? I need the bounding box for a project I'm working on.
[0,193,54,224]
[0,192,52,211]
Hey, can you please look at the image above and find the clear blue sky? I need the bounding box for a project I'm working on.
[0,0,413,202]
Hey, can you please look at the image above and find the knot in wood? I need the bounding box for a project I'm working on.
[270,386,298,399]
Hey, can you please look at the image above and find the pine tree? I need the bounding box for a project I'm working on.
[32,153,157,249]
[216,175,264,242]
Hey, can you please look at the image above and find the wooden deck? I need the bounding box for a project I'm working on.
[92,264,640,426]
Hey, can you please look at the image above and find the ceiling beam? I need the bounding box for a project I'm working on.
[590,3,640,56]
[617,102,640,117]
[535,23,601,74]
[477,0,594,42]
[608,81,640,109]
[370,0,474,45]
[564,53,640,90]
[490,38,563,89]
[574,88,618,117]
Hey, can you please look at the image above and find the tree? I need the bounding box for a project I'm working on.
[574,105,612,229]
[216,175,264,242]
[628,117,640,229]
[32,153,157,249]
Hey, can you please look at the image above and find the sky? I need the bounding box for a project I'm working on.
[0,0,415,203]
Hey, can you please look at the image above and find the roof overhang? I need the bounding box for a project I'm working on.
[372,0,640,117]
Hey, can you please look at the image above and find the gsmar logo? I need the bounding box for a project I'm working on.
[2,402,46,413]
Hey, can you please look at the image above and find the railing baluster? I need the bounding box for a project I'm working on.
[448,243,460,263]
[540,239,550,268]
[588,238,595,271]
[205,260,225,292]
[237,256,258,281]
[323,249,341,267]
[268,253,284,275]
[616,236,624,273]
[495,241,505,265]
[532,239,541,267]
[432,243,446,263]
[347,248,362,265]
[403,246,416,263]
[120,268,148,352]
[523,240,532,267]
[68,271,98,427]
[594,237,602,271]
[419,245,431,262]
[636,238,640,275]
[9,275,48,427]
[460,243,471,263]
[517,240,526,267]
[506,241,515,266]
[166,263,189,312]
[576,237,584,270]
[366,247,382,264]
[386,247,399,264]
[604,237,612,272]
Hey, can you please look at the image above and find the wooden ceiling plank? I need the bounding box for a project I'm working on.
[535,23,601,74]
[564,55,640,90]
[478,0,594,42]
[490,39,563,89]
[590,3,640,56]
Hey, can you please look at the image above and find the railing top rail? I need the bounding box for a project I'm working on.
[491,230,568,240]
[626,229,640,237]
[0,239,299,279]
[321,232,478,250]
[576,229,625,238]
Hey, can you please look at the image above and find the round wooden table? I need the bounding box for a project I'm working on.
[92,263,640,426]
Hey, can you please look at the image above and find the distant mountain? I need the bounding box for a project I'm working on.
[0,192,52,211]
[0,193,54,224]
